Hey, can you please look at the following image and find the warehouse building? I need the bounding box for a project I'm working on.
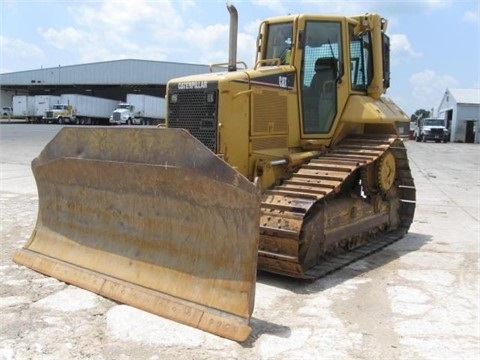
[0,59,211,112]
[437,88,480,143]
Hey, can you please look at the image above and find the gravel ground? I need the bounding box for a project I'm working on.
[0,125,479,360]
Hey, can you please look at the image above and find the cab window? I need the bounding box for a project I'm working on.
[263,22,293,64]
[349,24,373,91]
[301,21,342,134]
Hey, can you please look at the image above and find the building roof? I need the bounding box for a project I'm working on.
[0,59,211,86]
[448,88,480,105]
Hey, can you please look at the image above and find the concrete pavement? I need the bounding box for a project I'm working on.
[0,125,478,359]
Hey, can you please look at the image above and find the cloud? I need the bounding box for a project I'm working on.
[299,0,452,14]
[390,34,422,64]
[33,0,243,67]
[0,35,46,73]
[70,0,162,34]
[251,0,288,15]
[184,23,230,49]
[237,32,258,67]
[244,19,262,35]
[0,36,45,58]
[34,0,182,65]
[39,27,84,49]
[463,10,479,23]
[423,0,452,9]
[177,0,196,12]
[409,69,460,112]
[180,23,230,64]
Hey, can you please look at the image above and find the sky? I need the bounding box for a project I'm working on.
[0,0,479,116]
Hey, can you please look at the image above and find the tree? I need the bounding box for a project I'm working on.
[410,109,431,122]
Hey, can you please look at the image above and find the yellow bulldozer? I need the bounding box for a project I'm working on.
[14,5,415,342]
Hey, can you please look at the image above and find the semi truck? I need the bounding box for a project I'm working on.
[34,95,61,123]
[43,94,118,125]
[12,95,35,120]
[110,94,165,125]
[414,117,449,142]
[2,106,13,117]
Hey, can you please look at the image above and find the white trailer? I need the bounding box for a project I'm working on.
[128,94,165,125]
[44,94,118,125]
[34,95,61,122]
[129,94,165,125]
[62,94,118,125]
[12,95,35,119]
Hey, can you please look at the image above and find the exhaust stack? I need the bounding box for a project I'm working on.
[227,3,238,72]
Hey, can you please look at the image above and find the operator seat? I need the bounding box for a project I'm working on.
[310,57,337,98]
[308,57,337,132]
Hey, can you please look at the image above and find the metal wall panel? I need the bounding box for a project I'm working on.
[0,60,211,86]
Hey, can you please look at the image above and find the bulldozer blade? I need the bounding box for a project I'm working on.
[13,127,260,342]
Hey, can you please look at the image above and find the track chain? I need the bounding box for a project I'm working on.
[258,135,416,279]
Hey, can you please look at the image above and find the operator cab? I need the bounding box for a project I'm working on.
[257,15,390,139]
[258,18,342,136]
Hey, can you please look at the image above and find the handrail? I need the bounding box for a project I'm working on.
[209,61,248,72]
[254,58,281,70]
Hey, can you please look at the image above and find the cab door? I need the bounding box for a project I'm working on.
[298,20,343,136]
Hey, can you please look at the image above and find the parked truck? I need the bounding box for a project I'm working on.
[109,102,135,125]
[43,94,118,125]
[2,106,13,117]
[110,94,165,125]
[34,95,61,123]
[414,117,449,142]
[42,103,74,124]
[12,95,35,120]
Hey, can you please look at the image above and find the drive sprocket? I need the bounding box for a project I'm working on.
[377,150,396,193]
[361,149,396,195]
